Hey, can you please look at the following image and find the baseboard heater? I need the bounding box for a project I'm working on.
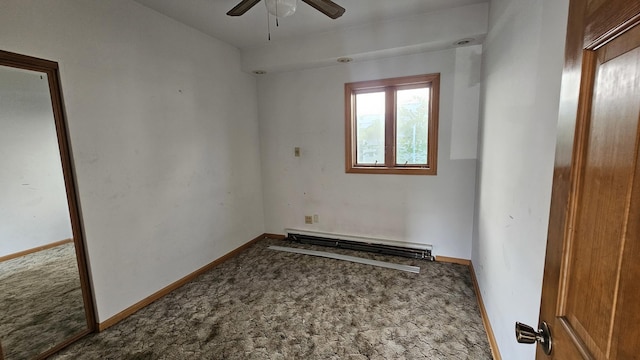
[286,231,434,261]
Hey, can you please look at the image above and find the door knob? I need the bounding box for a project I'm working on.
[515,321,552,355]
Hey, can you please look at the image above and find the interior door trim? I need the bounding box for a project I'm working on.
[0,49,96,358]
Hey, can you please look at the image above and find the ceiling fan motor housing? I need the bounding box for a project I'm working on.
[265,0,297,18]
[227,0,345,20]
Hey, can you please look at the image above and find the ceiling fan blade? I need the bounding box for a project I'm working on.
[227,0,262,16]
[301,0,345,19]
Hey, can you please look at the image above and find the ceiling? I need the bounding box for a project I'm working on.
[133,0,488,49]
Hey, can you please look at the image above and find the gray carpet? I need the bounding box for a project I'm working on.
[51,238,492,359]
[0,242,87,360]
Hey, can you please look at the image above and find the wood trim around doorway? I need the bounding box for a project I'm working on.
[0,49,97,336]
[45,53,97,334]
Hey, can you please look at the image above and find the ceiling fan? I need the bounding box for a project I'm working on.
[227,0,346,19]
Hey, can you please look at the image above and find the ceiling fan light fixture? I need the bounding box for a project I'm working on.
[265,0,297,18]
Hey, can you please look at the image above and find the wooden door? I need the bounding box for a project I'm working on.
[538,0,640,359]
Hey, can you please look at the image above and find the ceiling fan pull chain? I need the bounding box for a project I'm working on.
[275,0,279,27]
[267,10,271,40]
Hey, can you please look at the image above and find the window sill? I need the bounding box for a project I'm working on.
[346,166,437,175]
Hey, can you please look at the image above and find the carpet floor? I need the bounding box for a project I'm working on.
[51,238,492,359]
[0,242,87,360]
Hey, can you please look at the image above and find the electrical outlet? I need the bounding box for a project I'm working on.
[294,147,301,157]
[304,215,313,224]
[313,214,319,223]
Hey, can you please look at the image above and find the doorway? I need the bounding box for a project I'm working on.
[0,50,95,359]
[535,0,640,358]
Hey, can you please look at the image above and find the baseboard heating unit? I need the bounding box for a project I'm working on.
[285,229,434,261]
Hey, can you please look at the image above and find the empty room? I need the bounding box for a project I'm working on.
[1,0,639,359]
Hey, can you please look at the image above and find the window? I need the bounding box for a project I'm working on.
[345,74,439,175]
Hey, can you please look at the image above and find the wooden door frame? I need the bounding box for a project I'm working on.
[0,49,96,358]
[538,0,640,358]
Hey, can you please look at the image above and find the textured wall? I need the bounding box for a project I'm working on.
[258,47,482,259]
[472,0,569,358]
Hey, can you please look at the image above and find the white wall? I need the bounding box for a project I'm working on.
[472,0,569,358]
[0,67,73,257]
[259,46,482,259]
[243,3,489,74]
[0,0,265,322]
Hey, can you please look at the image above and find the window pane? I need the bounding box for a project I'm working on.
[355,92,385,165]
[396,87,429,165]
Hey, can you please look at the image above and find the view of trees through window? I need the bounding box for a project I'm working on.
[355,92,385,164]
[346,73,439,175]
[396,88,429,165]
[355,88,429,165]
